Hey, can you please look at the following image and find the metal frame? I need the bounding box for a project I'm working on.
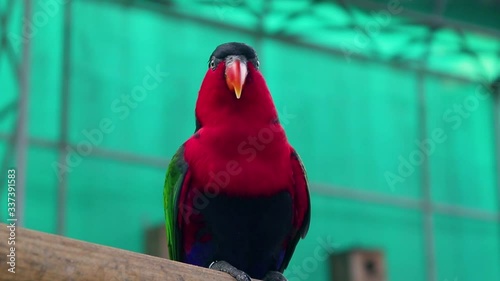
[1,0,499,280]
[418,21,437,281]
[494,79,500,269]
[417,70,435,280]
[56,0,73,236]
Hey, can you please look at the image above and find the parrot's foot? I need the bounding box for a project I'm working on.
[263,271,287,281]
[209,260,251,281]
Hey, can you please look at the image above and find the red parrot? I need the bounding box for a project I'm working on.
[164,42,310,281]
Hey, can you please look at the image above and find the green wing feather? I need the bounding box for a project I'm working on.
[163,145,188,261]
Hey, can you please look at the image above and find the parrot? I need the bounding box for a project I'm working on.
[163,42,310,281]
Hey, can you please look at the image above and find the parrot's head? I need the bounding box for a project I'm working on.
[195,42,278,128]
[209,42,259,100]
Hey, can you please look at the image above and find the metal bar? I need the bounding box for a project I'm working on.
[313,183,423,210]
[91,0,480,84]
[15,0,33,228]
[312,184,500,222]
[417,69,437,281]
[87,146,169,168]
[416,25,438,281]
[433,203,500,222]
[0,133,169,168]
[0,133,55,149]
[56,0,73,236]
[493,80,500,259]
[493,80,500,194]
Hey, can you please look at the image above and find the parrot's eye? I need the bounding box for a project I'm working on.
[252,59,260,70]
[209,58,218,70]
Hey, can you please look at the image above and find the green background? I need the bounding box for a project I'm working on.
[1,0,499,280]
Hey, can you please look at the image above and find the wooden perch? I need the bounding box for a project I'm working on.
[0,223,257,281]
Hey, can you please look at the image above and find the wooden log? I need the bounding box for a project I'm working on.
[0,223,257,281]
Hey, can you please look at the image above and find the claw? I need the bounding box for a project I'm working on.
[263,271,287,281]
[235,273,252,281]
[209,260,251,281]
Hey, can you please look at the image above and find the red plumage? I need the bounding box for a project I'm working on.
[171,42,310,279]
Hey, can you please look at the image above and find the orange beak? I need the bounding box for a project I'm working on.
[225,57,248,99]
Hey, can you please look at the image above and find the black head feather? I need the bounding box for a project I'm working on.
[209,42,258,61]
